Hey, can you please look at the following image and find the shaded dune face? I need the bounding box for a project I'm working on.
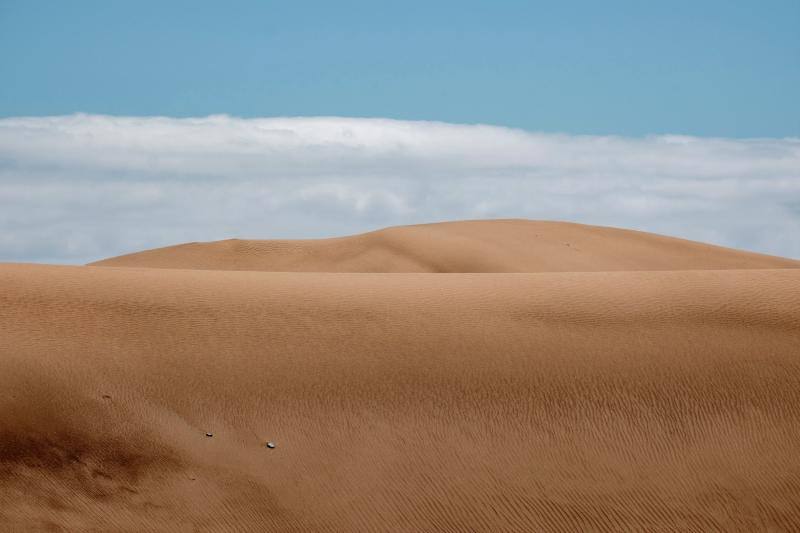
[2,220,800,531]
[89,220,800,272]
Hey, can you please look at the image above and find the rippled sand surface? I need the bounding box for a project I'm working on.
[2,220,799,531]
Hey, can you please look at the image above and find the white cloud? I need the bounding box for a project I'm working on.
[0,114,798,263]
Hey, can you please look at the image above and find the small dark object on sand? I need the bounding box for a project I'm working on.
[205,432,213,437]
[266,441,276,449]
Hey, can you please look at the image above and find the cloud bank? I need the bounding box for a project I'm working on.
[1,114,798,263]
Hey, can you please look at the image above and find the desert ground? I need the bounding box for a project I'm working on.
[1,219,799,531]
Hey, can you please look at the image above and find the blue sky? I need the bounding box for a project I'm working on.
[1,0,798,137]
[1,1,799,263]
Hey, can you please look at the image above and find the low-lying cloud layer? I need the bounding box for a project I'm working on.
[1,114,798,263]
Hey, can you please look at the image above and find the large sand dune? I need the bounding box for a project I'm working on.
[2,221,800,531]
[90,219,800,272]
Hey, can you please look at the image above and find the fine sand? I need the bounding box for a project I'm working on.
[2,220,800,531]
[91,219,800,273]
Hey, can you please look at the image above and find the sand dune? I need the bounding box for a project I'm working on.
[90,219,800,272]
[2,221,800,531]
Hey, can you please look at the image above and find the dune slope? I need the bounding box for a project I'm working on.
[89,220,800,272]
[2,263,800,531]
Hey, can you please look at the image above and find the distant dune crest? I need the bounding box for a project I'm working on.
[90,219,799,272]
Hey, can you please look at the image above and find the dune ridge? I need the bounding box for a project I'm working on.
[2,220,800,531]
[89,220,800,272]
